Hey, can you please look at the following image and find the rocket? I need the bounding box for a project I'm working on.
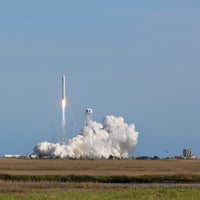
[62,75,66,100]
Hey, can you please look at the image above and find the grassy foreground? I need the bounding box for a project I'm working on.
[0,186,200,200]
[0,159,200,199]
[0,180,199,200]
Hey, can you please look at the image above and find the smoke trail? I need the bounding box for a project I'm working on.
[61,99,66,144]
[61,75,67,144]
[62,99,66,127]
[34,116,139,159]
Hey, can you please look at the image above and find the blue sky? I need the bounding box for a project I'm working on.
[0,1,199,157]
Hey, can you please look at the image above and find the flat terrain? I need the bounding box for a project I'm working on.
[1,185,200,200]
[1,159,200,199]
[0,158,200,176]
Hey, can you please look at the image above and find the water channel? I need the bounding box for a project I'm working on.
[105,183,200,187]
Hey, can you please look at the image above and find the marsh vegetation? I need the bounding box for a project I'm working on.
[0,159,200,199]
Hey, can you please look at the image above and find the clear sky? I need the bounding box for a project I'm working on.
[0,1,199,157]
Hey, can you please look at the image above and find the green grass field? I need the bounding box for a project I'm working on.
[0,186,200,200]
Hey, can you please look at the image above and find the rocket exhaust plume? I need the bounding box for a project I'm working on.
[34,115,139,159]
[61,75,67,144]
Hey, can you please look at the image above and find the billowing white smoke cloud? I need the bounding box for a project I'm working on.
[34,116,139,159]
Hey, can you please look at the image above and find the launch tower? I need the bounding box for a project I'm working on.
[85,108,93,126]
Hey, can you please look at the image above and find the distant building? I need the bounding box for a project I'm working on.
[183,149,192,159]
[4,154,21,158]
